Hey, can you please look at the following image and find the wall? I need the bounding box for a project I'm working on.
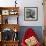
[0,0,15,7]
[0,0,44,26]
[19,0,44,26]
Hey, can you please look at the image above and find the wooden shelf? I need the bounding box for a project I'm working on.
[0,7,19,16]
[1,40,19,46]
[0,7,19,10]
[0,24,20,32]
[2,40,19,42]
[0,7,19,24]
[0,7,19,46]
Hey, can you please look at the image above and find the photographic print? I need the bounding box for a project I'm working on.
[24,7,38,21]
[2,10,9,15]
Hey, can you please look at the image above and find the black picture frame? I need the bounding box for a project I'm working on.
[24,7,38,21]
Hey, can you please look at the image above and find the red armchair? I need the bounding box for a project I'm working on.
[21,28,41,46]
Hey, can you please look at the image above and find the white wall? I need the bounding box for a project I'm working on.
[0,0,44,26]
[19,0,44,26]
[0,0,15,7]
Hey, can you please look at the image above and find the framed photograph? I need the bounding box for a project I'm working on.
[2,10,9,15]
[9,10,18,15]
[24,7,38,21]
